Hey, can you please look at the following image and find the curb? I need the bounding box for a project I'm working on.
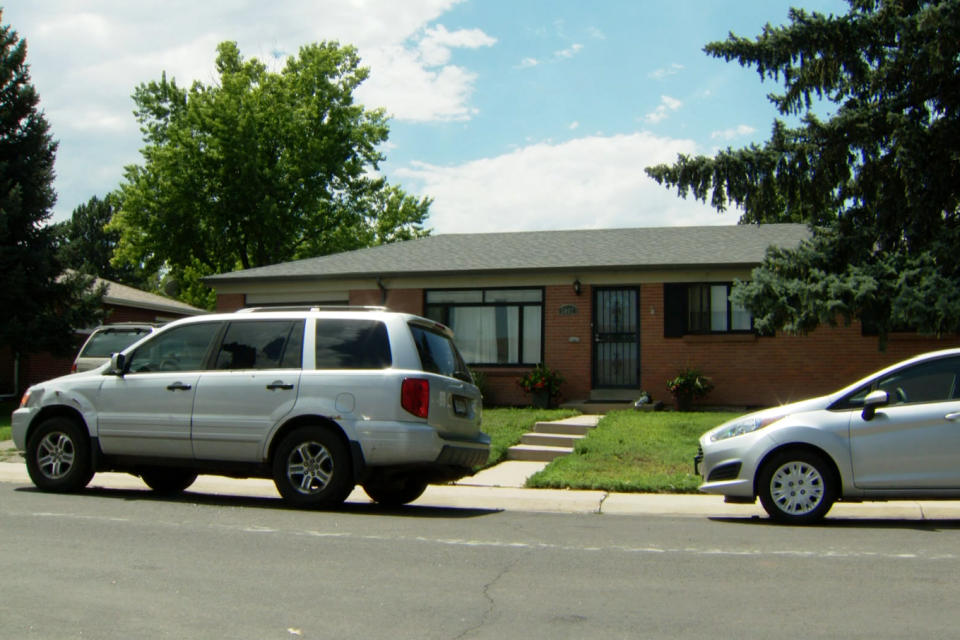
[4,460,960,519]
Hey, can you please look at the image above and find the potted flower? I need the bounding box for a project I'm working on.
[666,366,714,411]
[518,364,565,408]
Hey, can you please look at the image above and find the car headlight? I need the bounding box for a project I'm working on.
[710,414,785,442]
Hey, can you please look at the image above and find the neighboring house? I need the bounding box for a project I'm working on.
[204,224,960,408]
[1,278,207,398]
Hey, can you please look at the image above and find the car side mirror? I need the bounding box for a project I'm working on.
[861,389,889,421]
[109,352,126,376]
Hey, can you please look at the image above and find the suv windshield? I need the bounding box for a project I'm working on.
[409,323,471,383]
[80,327,154,357]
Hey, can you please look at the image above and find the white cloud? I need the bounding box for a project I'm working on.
[648,63,684,80]
[417,24,497,66]
[711,124,757,140]
[643,95,683,124]
[555,43,584,59]
[395,132,728,234]
[568,121,580,130]
[518,57,540,68]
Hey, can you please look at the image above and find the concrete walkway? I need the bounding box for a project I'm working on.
[4,455,960,520]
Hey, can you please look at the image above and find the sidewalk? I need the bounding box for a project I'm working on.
[4,453,960,519]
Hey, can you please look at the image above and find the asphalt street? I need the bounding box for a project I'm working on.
[4,475,960,639]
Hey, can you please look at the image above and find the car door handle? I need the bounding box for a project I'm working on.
[946,412,960,422]
[266,382,294,390]
[166,382,192,391]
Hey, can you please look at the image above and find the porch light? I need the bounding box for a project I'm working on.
[573,279,582,295]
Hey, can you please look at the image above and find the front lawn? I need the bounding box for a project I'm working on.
[526,410,739,493]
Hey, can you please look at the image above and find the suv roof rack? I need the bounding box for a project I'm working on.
[235,305,388,313]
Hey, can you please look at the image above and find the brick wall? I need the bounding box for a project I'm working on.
[638,283,960,408]
[216,293,246,312]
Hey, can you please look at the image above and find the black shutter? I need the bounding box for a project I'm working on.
[663,284,687,338]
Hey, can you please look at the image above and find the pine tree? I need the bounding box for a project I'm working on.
[0,12,103,365]
[646,0,960,349]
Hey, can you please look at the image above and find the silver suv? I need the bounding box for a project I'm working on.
[12,307,489,507]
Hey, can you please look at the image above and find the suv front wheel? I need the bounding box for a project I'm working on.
[25,417,94,492]
[272,426,354,508]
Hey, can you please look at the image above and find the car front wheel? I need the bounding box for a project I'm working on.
[25,417,94,492]
[758,450,836,524]
[272,427,354,508]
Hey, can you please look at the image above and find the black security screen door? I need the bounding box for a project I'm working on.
[593,288,640,388]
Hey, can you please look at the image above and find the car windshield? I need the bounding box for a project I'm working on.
[79,328,153,357]
[409,323,472,383]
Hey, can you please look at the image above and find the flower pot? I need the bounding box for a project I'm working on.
[532,389,551,409]
[674,392,693,412]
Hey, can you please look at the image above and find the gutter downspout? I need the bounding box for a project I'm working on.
[376,277,388,306]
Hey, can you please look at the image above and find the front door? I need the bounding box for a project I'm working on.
[592,288,640,388]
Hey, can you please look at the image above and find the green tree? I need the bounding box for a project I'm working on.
[53,195,151,288]
[0,13,103,363]
[111,41,430,309]
[645,0,960,348]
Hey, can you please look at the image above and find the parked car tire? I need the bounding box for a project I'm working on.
[139,468,198,496]
[25,417,94,492]
[758,449,836,524]
[272,427,354,508]
[362,478,429,506]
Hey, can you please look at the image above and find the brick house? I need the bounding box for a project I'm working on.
[1,278,207,398]
[204,224,960,408]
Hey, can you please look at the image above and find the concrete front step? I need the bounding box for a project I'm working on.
[521,432,585,448]
[507,444,574,462]
[506,415,601,462]
[533,421,592,436]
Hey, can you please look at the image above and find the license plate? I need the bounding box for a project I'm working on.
[453,396,468,416]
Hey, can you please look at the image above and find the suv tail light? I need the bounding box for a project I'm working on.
[401,378,430,419]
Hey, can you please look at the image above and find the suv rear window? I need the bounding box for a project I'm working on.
[315,319,392,369]
[409,323,471,382]
[79,327,154,357]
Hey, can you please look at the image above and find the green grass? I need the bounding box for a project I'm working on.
[0,399,13,440]
[481,407,580,467]
[526,410,741,493]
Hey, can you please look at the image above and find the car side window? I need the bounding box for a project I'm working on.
[126,323,222,373]
[875,357,960,405]
[315,319,392,369]
[839,356,960,409]
[214,320,304,370]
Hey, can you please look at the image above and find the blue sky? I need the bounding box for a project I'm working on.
[3,0,848,234]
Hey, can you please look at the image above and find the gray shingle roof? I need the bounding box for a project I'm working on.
[205,223,810,283]
[100,278,208,315]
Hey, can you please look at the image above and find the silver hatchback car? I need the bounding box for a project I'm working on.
[13,307,489,508]
[696,348,960,523]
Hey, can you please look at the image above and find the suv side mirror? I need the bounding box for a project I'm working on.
[109,352,127,376]
[861,389,889,421]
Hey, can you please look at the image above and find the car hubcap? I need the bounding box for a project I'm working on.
[286,442,333,494]
[37,432,75,479]
[770,461,824,515]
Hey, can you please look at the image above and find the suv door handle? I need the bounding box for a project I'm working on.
[946,412,960,422]
[266,382,294,391]
[166,382,192,391]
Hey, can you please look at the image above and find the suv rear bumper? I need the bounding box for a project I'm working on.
[352,420,490,468]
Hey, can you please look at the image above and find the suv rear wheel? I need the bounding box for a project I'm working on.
[25,417,94,492]
[362,477,428,506]
[140,468,198,496]
[272,426,354,508]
